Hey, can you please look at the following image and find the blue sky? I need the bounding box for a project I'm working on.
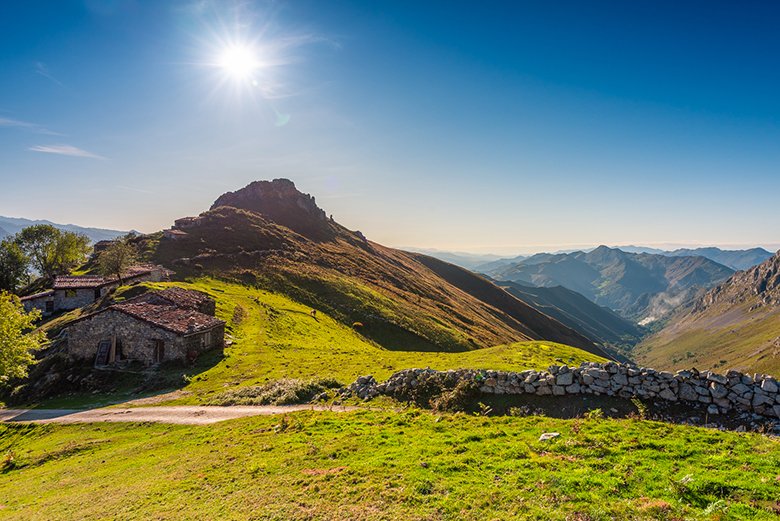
[1,0,779,253]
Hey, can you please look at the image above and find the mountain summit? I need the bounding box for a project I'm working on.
[211,179,333,241]
[155,179,606,356]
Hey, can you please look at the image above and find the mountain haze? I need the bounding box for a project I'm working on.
[401,249,503,270]
[662,247,773,271]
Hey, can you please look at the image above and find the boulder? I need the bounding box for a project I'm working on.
[760,378,778,393]
[709,382,728,400]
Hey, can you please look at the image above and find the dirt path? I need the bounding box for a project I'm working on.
[0,405,357,425]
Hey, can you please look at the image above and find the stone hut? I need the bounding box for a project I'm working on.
[21,265,172,317]
[20,290,55,316]
[66,300,224,367]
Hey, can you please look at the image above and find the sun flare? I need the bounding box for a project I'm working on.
[217,44,261,80]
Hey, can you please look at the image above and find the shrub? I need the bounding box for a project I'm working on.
[430,379,480,412]
[211,378,342,406]
[585,408,604,420]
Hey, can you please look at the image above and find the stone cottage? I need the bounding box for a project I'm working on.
[21,265,172,317]
[65,289,224,367]
[125,286,216,315]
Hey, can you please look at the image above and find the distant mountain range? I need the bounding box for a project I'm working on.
[421,246,773,273]
[481,246,734,321]
[401,248,504,270]
[615,246,773,271]
[635,250,780,375]
[0,216,129,243]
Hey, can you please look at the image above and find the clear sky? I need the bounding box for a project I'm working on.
[1,0,779,254]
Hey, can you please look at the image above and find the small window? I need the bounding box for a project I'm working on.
[94,288,101,300]
[45,301,54,313]
[65,289,77,298]
[153,340,165,363]
[203,331,212,346]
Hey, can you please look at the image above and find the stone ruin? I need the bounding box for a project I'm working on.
[347,362,780,420]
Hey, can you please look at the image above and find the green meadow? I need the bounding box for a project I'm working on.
[1,410,779,520]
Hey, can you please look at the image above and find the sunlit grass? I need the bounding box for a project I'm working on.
[0,410,778,520]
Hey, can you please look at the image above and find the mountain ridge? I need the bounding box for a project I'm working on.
[152,179,608,358]
[0,216,130,243]
[482,245,734,321]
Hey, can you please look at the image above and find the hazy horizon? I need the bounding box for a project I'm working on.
[3,1,780,251]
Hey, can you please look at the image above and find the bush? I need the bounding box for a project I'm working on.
[430,379,480,412]
[211,378,342,406]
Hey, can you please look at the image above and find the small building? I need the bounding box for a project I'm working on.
[21,265,172,317]
[20,290,55,316]
[163,229,189,240]
[66,300,225,367]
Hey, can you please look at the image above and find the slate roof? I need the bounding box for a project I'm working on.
[52,265,171,289]
[130,287,213,312]
[21,290,54,301]
[111,302,224,336]
[53,276,110,289]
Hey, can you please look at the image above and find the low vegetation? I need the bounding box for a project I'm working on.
[0,410,778,520]
[210,378,342,406]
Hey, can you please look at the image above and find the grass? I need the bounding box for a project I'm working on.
[21,277,605,408]
[636,301,780,375]
[142,278,604,405]
[0,409,778,520]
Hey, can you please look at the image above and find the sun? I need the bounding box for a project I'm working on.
[217,44,261,80]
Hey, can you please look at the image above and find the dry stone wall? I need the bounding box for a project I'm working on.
[349,362,780,419]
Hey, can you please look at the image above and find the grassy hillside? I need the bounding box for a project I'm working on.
[637,252,780,375]
[635,301,780,375]
[139,279,603,404]
[25,278,605,407]
[150,181,600,356]
[1,410,778,520]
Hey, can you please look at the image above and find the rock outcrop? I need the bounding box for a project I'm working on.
[211,178,332,241]
[696,250,780,311]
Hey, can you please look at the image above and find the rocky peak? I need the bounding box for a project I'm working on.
[211,179,332,240]
[696,250,780,311]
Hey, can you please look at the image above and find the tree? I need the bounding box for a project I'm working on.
[0,292,44,385]
[97,238,138,284]
[50,229,91,276]
[15,225,90,280]
[0,239,29,293]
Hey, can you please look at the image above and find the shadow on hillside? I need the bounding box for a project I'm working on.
[4,348,225,411]
[358,322,469,352]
